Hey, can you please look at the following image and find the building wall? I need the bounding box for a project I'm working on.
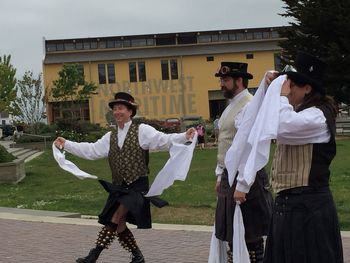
[43,30,281,126]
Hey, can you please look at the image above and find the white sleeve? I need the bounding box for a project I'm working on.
[277,97,330,145]
[64,132,111,160]
[138,123,188,150]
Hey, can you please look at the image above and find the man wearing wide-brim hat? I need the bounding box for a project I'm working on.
[55,92,196,263]
[211,62,273,263]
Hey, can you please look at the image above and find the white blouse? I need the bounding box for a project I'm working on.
[64,120,188,160]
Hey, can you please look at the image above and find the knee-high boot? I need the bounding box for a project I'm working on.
[76,225,117,263]
[117,227,145,263]
[247,238,264,263]
[227,243,233,263]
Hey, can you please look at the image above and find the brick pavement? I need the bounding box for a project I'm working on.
[0,217,349,263]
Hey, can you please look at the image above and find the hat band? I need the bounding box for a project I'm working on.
[111,98,137,107]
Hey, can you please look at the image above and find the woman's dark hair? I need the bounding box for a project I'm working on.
[296,88,338,119]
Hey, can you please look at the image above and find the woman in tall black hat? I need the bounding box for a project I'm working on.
[54,92,196,263]
[261,52,344,262]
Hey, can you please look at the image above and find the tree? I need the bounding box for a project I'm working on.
[278,0,350,105]
[51,64,97,121]
[0,54,17,113]
[11,71,46,134]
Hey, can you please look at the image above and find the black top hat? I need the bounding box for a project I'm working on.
[283,51,327,95]
[108,92,138,117]
[215,62,253,79]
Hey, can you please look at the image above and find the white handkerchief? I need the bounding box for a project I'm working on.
[52,143,98,179]
[233,204,250,263]
[145,133,197,197]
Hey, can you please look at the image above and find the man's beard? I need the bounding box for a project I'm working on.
[223,89,234,99]
[222,84,237,99]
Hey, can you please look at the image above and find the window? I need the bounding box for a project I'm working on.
[246,32,253,40]
[170,59,178,80]
[206,56,214,62]
[161,60,169,80]
[91,41,98,49]
[271,31,280,38]
[56,43,64,51]
[254,32,263,39]
[83,42,90,50]
[77,64,85,85]
[131,39,147,47]
[138,62,146,82]
[107,63,116,83]
[129,62,137,82]
[98,64,106,84]
[75,42,83,50]
[219,34,229,41]
[177,35,197,44]
[246,53,254,59]
[160,59,178,80]
[98,64,116,84]
[128,61,147,82]
[198,35,211,43]
[64,43,74,51]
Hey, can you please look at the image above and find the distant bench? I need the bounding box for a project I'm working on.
[336,120,350,135]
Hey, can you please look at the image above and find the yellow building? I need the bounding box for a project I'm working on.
[43,27,284,126]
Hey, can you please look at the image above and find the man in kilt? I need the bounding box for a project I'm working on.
[214,62,273,263]
[54,92,195,263]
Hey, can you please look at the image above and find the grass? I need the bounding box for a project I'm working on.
[0,139,350,229]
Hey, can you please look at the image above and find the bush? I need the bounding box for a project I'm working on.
[0,145,16,163]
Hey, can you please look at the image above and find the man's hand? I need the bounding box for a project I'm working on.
[54,137,66,150]
[185,127,196,140]
[233,190,246,204]
[215,181,221,194]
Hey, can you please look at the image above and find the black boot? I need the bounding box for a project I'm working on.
[117,227,145,263]
[131,248,145,263]
[76,225,117,263]
[227,243,233,263]
[76,247,103,263]
[247,238,264,263]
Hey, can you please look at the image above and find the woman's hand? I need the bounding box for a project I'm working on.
[233,190,247,204]
[185,127,196,140]
[265,70,279,86]
[281,79,291,97]
[54,137,66,150]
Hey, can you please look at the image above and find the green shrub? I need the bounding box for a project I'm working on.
[0,145,16,163]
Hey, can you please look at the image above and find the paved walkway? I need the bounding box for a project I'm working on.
[0,210,349,263]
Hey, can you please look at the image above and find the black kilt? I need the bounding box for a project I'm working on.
[215,169,273,242]
[97,177,152,229]
[263,187,343,263]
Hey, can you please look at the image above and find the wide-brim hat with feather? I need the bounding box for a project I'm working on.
[215,62,253,79]
[281,51,327,95]
[108,92,137,117]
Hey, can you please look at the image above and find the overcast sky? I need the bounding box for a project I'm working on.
[0,0,290,78]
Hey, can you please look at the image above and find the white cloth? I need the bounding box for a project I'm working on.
[232,204,250,263]
[63,123,187,160]
[145,133,197,197]
[52,143,98,179]
[208,225,228,263]
[225,74,283,190]
[53,122,196,196]
[276,97,330,145]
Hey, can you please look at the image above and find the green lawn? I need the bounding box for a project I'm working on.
[0,139,350,229]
